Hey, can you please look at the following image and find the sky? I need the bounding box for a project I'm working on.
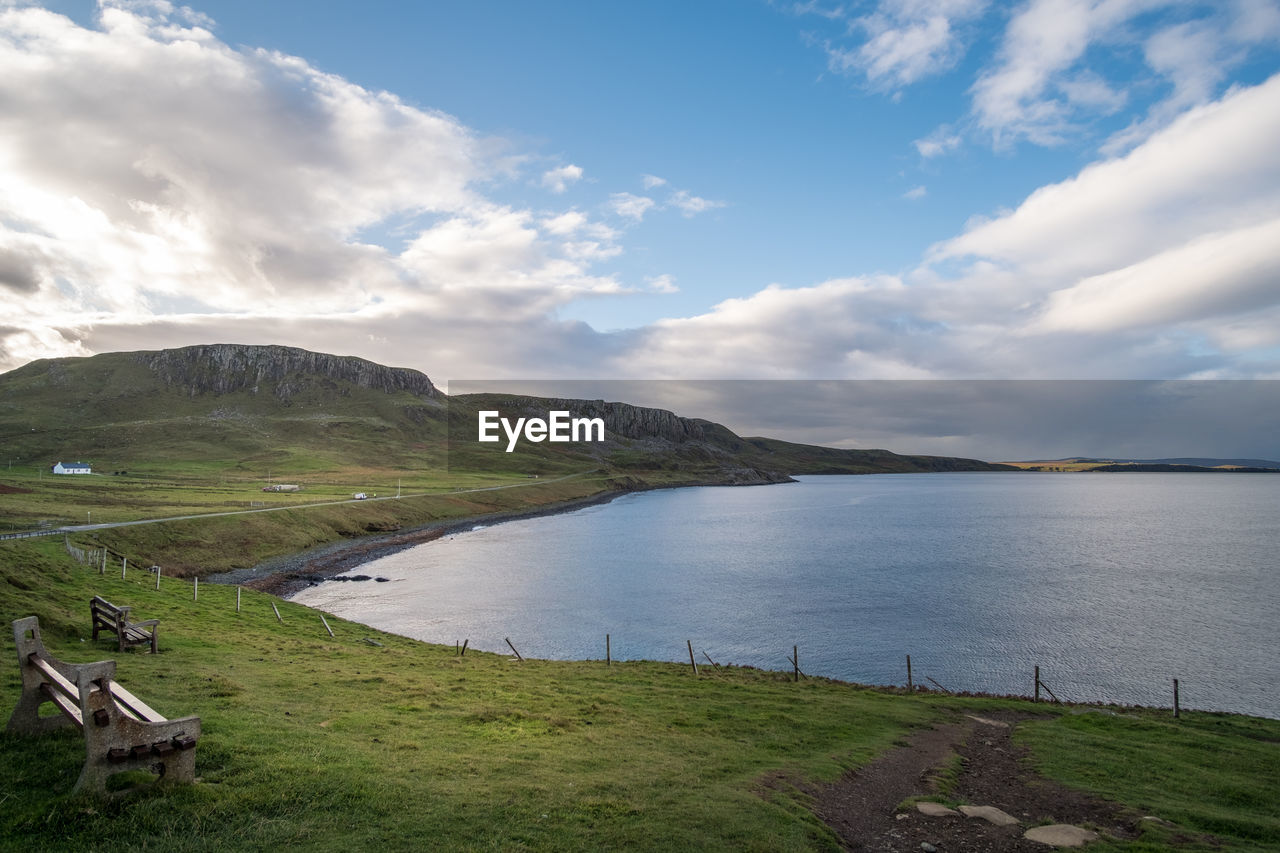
[2,0,1280,394]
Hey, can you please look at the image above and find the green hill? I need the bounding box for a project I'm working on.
[0,344,1008,571]
[0,344,1009,483]
[0,344,448,476]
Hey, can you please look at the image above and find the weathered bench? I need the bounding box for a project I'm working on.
[90,595,159,654]
[6,616,199,795]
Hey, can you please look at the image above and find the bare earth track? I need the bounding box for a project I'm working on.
[813,711,1147,851]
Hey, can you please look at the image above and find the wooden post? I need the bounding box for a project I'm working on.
[687,640,699,676]
[906,654,913,691]
[461,639,468,656]
[120,552,125,579]
[272,602,282,623]
[193,577,198,601]
[122,557,127,577]
[236,586,241,612]
[1173,678,1181,719]
[793,645,799,683]
[606,633,611,666]
[155,565,161,590]
[320,614,334,637]
[1034,665,1041,702]
[505,637,523,662]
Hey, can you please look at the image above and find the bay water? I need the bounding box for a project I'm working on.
[293,473,1280,718]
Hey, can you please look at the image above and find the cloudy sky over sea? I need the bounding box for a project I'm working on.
[3,0,1280,384]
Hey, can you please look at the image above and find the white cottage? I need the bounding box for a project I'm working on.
[51,461,91,475]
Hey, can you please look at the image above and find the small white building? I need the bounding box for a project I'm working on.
[52,461,92,475]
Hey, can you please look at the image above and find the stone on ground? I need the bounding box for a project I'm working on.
[916,802,960,817]
[959,804,1020,826]
[1023,824,1100,847]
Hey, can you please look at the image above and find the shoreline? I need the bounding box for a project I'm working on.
[205,489,631,598]
[206,471,792,598]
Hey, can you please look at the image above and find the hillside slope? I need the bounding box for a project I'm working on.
[0,344,1010,483]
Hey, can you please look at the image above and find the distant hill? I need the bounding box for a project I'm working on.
[1087,463,1280,473]
[1006,456,1280,471]
[1119,457,1280,469]
[0,344,1010,484]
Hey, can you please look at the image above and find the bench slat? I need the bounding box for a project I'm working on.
[108,681,166,723]
[39,681,84,726]
[28,653,83,702]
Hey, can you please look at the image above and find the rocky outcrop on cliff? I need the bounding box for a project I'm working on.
[133,344,438,401]
[538,398,707,443]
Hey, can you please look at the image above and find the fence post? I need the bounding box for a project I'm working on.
[119,552,125,579]
[272,602,282,623]
[320,614,334,637]
[1174,678,1181,719]
[687,640,699,676]
[236,586,241,612]
[793,645,800,683]
[907,654,913,691]
[505,637,524,662]
[1034,665,1040,702]
[155,565,161,590]
[606,633,611,666]
[193,577,198,601]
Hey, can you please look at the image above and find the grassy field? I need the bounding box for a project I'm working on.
[0,462,635,575]
[0,537,1277,851]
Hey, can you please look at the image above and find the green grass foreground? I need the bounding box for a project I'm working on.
[1,538,1278,852]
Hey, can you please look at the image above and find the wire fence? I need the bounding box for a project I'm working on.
[49,535,1220,720]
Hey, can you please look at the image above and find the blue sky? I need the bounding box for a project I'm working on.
[3,0,1280,383]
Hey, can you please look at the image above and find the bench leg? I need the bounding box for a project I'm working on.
[6,685,76,736]
[75,666,200,796]
[8,617,81,735]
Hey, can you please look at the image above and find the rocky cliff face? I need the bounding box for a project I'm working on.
[539,398,707,443]
[133,344,438,401]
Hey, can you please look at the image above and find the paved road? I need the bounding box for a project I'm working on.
[0,471,592,540]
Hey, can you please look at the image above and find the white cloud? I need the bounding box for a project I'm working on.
[823,0,988,90]
[934,73,1280,284]
[608,192,656,221]
[914,127,963,158]
[972,0,1280,151]
[667,189,726,217]
[1031,218,1280,334]
[606,72,1280,380]
[1057,69,1127,113]
[903,185,927,200]
[647,274,679,294]
[641,174,667,189]
[540,163,583,193]
[0,3,629,372]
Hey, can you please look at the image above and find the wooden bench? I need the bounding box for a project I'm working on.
[90,595,159,654]
[6,617,199,795]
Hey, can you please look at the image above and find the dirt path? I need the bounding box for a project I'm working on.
[814,712,1142,851]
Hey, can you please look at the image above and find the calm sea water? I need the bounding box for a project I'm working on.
[294,473,1280,718]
